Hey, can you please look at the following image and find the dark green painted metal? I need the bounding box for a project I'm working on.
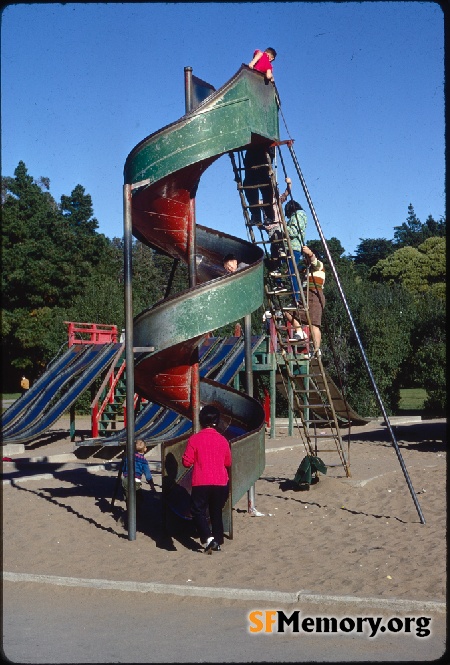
[160,378,265,529]
[133,262,263,352]
[124,66,279,187]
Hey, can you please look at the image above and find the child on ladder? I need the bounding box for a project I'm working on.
[285,246,325,356]
[243,145,276,225]
[284,199,308,302]
[264,177,292,293]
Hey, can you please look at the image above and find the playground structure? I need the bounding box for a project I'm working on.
[1,323,122,445]
[119,64,373,535]
[121,63,424,529]
[2,64,425,528]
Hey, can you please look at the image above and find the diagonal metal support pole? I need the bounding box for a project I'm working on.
[285,140,425,524]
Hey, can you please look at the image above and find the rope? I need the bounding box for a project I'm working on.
[274,84,294,141]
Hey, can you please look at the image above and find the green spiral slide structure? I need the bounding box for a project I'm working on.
[124,65,279,531]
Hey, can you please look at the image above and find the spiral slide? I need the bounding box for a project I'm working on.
[124,66,279,529]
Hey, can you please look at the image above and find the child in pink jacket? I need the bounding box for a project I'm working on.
[182,405,231,553]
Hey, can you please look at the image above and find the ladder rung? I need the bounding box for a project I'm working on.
[313,449,346,454]
[300,404,332,410]
[241,181,271,189]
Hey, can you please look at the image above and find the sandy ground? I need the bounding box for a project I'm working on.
[2,416,446,605]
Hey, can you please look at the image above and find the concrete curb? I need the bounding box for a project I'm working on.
[2,572,446,613]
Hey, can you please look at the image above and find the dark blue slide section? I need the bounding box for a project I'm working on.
[1,345,84,431]
[2,345,111,439]
[2,344,122,444]
[214,335,265,385]
[86,335,265,447]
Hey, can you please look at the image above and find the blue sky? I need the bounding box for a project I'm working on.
[1,2,445,256]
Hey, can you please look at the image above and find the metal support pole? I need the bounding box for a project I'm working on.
[287,142,425,524]
[69,404,75,442]
[244,314,259,514]
[123,183,136,540]
[185,66,200,433]
[244,314,253,397]
[288,360,294,437]
[184,66,193,114]
[270,354,276,439]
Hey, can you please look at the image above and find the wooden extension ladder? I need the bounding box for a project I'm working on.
[229,147,351,477]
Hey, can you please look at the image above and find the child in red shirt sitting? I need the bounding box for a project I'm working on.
[248,47,277,81]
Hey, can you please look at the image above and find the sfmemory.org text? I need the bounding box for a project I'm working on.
[248,611,431,638]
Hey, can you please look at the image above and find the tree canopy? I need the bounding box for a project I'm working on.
[369,236,446,299]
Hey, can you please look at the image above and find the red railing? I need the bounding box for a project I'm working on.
[91,355,126,437]
[64,321,118,347]
[89,343,125,437]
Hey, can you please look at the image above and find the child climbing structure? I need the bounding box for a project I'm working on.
[123,63,425,536]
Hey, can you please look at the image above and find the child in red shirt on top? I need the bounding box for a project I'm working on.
[248,47,277,81]
[182,404,231,553]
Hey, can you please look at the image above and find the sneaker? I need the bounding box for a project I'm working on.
[266,284,287,295]
[272,286,288,294]
[269,270,282,278]
[204,538,218,554]
[282,303,298,311]
[289,332,307,343]
[279,250,287,258]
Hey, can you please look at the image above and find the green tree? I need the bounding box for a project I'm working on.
[423,214,446,239]
[322,270,417,416]
[393,203,424,248]
[1,162,108,389]
[307,236,346,265]
[398,289,446,416]
[369,237,446,299]
[353,238,395,269]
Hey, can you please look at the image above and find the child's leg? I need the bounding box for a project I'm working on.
[190,486,212,544]
[208,485,229,546]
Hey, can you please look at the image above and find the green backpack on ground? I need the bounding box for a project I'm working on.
[293,455,327,487]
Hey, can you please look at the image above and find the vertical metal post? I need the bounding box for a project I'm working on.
[69,404,75,441]
[184,66,193,114]
[244,315,253,397]
[270,355,276,439]
[191,352,200,433]
[288,360,294,437]
[123,183,136,540]
[244,314,257,513]
[186,68,197,288]
[185,66,200,433]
